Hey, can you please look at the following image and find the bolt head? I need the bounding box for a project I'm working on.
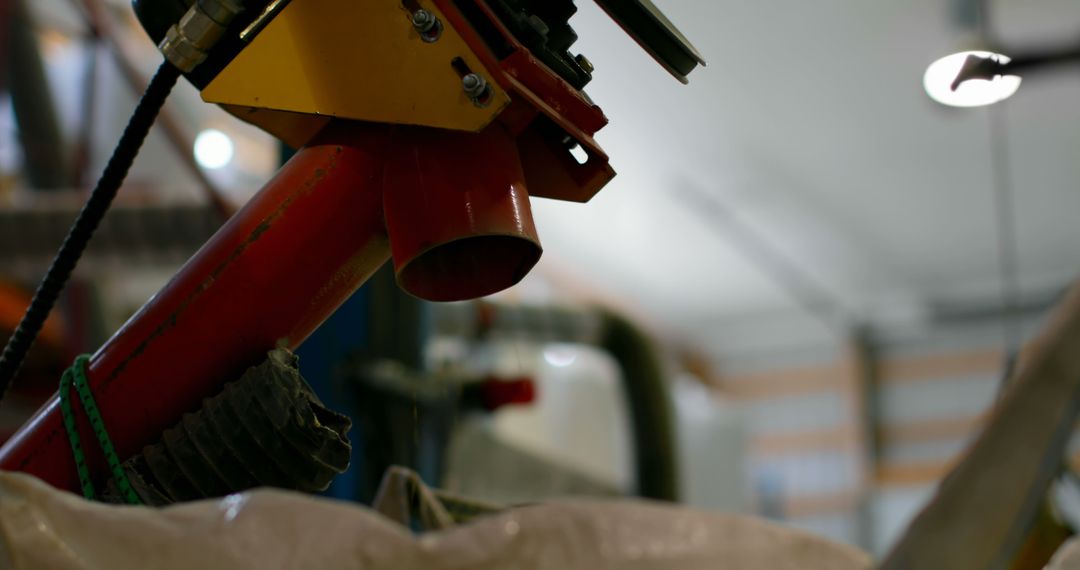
[461,73,492,107]
[575,54,594,74]
[412,10,434,30]
[411,9,442,42]
[462,73,484,94]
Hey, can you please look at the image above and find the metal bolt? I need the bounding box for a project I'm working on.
[462,73,489,101]
[412,9,442,42]
[575,54,595,74]
[412,9,435,31]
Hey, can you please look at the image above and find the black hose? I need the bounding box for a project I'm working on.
[434,303,680,501]
[0,61,180,399]
[597,309,679,501]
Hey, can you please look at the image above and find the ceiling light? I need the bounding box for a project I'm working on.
[193,129,235,170]
[923,50,1021,107]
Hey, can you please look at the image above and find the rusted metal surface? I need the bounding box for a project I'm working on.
[0,122,393,492]
[880,282,1080,570]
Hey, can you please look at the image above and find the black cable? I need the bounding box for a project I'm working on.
[0,61,180,399]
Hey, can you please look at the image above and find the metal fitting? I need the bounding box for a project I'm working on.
[160,0,244,73]
[240,0,291,42]
[411,9,442,43]
[159,27,205,72]
[575,54,595,74]
[461,73,491,107]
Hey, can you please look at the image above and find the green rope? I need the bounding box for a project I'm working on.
[59,355,140,504]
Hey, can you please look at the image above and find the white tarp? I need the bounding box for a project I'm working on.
[0,471,871,569]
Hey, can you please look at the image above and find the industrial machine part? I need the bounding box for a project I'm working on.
[102,349,351,505]
[0,0,702,498]
[592,0,705,83]
[158,0,246,73]
[0,124,391,492]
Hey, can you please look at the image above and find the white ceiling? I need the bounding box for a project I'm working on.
[528,0,1080,362]
[21,0,1080,365]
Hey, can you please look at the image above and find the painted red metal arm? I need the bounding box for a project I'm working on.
[0,123,393,491]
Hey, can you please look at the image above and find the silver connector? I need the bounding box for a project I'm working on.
[159,0,244,73]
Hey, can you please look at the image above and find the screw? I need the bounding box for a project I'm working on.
[462,73,490,104]
[575,54,594,74]
[412,9,441,42]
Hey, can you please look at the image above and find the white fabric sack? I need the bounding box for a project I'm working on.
[0,471,869,569]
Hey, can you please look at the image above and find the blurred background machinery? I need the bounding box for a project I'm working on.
[4,0,1080,566]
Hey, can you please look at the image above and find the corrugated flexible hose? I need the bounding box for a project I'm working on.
[104,349,352,505]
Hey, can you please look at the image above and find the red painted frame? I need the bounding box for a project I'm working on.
[433,0,616,203]
[0,0,623,493]
[0,124,393,490]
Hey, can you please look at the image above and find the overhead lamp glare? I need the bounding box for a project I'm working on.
[923,50,1021,107]
[193,129,235,170]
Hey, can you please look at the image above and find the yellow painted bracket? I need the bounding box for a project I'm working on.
[202,0,510,143]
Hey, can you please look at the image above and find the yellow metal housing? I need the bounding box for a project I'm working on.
[201,0,510,138]
[218,105,330,149]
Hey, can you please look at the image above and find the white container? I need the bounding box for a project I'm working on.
[673,377,749,512]
[491,343,633,492]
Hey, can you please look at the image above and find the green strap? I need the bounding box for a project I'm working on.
[59,355,140,504]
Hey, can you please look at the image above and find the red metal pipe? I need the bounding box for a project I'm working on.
[383,124,541,302]
[0,122,393,491]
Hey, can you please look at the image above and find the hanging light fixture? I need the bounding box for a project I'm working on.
[923,50,1021,107]
[922,0,1022,107]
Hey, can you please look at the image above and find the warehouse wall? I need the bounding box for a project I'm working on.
[869,345,1004,555]
[716,352,866,546]
[712,325,1035,555]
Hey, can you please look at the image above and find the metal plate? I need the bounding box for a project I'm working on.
[201,0,510,132]
[592,0,705,84]
[434,0,615,202]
